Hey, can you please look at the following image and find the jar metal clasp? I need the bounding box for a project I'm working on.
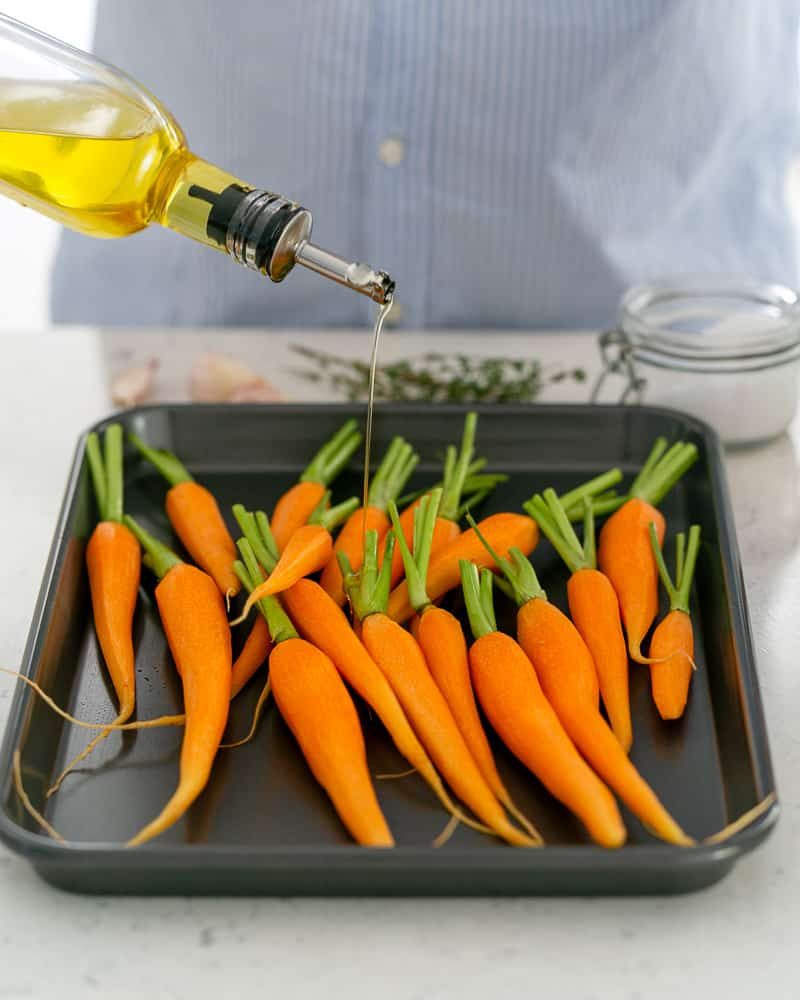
[591,328,647,404]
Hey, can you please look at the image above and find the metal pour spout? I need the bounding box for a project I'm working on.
[295,241,395,305]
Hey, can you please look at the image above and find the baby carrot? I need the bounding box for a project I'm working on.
[479,531,693,846]
[48,425,140,795]
[129,433,239,597]
[390,493,540,841]
[270,419,362,551]
[387,512,539,623]
[598,438,698,662]
[342,524,537,847]
[648,523,702,720]
[125,519,231,847]
[321,436,418,604]
[460,562,625,848]
[525,485,632,751]
[234,540,392,846]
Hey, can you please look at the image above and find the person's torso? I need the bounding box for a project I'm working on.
[51,0,800,329]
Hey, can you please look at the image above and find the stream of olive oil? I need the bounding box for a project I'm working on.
[362,296,394,538]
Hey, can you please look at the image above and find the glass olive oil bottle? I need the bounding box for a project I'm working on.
[0,14,394,303]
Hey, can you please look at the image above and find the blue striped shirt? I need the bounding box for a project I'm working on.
[51,0,800,329]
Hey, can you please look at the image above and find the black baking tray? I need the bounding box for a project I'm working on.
[0,404,778,895]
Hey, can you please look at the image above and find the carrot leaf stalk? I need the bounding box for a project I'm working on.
[629,439,699,506]
[465,513,546,605]
[438,413,478,522]
[388,488,443,613]
[650,523,701,616]
[232,503,279,574]
[366,437,419,511]
[338,531,396,623]
[123,516,182,579]
[300,418,363,485]
[128,432,194,487]
[234,539,298,645]
[460,562,498,640]
[308,491,361,532]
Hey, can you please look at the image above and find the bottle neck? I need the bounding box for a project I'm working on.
[155,154,394,303]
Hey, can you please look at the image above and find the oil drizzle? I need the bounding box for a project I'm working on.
[362,296,394,542]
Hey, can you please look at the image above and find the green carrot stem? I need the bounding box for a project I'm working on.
[675,532,686,591]
[367,437,419,511]
[309,494,360,532]
[254,512,279,562]
[629,437,668,497]
[457,486,493,520]
[631,441,698,507]
[235,539,298,643]
[582,498,596,570]
[396,459,497,509]
[232,504,278,573]
[460,560,496,640]
[558,468,623,515]
[85,432,108,521]
[676,525,701,611]
[465,513,545,606]
[478,568,498,631]
[439,412,477,522]
[300,419,362,485]
[388,488,443,614]
[524,496,584,575]
[128,432,193,487]
[339,529,396,622]
[649,523,701,616]
[103,424,124,524]
[124,515,182,579]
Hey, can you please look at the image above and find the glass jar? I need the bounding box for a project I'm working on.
[595,276,800,445]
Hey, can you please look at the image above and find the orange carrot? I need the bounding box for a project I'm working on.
[525,488,631,750]
[281,578,478,831]
[321,436,417,604]
[48,425,140,795]
[270,419,362,551]
[234,539,392,846]
[231,617,272,699]
[390,494,540,840]
[480,534,693,846]
[129,433,239,597]
[235,523,332,621]
[460,562,625,848]
[388,512,539,623]
[648,523,701,720]
[342,522,536,847]
[125,520,231,847]
[271,638,393,847]
[598,439,698,662]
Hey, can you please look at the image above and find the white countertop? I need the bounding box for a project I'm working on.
[0,328,797,1000]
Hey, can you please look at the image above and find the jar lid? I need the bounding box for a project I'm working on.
[620,276,800,371]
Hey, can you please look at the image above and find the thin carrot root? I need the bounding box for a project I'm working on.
[0,668,185,733]
[432,812,460,848]
[503,800,544,845]
[46,702,133,797]
[13,750,64,843]
[220,677,272,749]
[703,792,778,846]
[375,767,417,780]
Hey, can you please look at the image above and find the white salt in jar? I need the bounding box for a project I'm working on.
[596,277,800,445]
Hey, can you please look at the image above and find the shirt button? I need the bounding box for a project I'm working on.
[378,136,406,167]
[384,301,405,326]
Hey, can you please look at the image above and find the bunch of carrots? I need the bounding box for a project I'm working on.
[23,413,750,852]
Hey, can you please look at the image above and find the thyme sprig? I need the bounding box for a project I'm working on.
[290,346,586,404]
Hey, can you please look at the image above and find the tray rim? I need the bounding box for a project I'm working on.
[0,402,779,883]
